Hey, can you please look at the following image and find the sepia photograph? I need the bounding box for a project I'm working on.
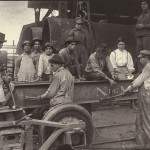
[0,0,149,149]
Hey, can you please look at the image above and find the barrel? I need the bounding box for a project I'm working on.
[39,104,94,148]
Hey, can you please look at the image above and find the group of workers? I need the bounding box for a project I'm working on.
[0,0,149,148]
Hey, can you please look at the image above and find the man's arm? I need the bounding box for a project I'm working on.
[14,56,22,81]
[37,55,43,80]
[106,56,115,78]
[40,75,60,99]
[90,56,107,78]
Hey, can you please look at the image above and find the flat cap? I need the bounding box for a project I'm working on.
[65,36,78,46]
[43,42,56,52]
[75,17,84,24]
[49,54,64,64]
[138,50,150,58]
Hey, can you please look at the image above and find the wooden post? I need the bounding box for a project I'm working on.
[34,8,41,26]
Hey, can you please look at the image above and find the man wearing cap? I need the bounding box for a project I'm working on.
[36,42,55,81]
[59,36,85,81]
[31,37,43,77]
[85,43,116,86]
[69,17,88,72]
[136,0,150,71]
[14,40,36,82]
[37,54,74,106]
[123,50,150,148]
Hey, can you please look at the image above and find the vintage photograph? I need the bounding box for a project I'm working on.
[0,0,149,149]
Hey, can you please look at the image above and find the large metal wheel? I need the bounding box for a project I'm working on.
[39,104,94,148]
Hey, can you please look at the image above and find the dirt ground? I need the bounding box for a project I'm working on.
[92,104,137,149]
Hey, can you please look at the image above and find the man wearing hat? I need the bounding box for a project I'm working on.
[31,37,43,77]
[37,54,74,106]
[68,17,88,72]
[123,50,150,148]
[85,43,116,86]
[14,40,36,82]
[36,42,55,81]
[59,36,85,81]
[136,0,150,71]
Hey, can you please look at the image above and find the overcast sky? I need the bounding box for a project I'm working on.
[0,1,47,46]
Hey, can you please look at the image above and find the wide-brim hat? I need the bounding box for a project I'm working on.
[75,17,84,24]
[65,36,79,46]
[43,42,56,52]
[49,54,64,64]
[0,32,7,42]
[31,37,43,46]
[21,40,31,49]
[138,50,150,58]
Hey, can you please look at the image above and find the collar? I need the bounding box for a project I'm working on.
[66,47,73,54]
[33,50,42,54]
[56,67,64,73]
[142,9,150,14]
[116,49,126,52]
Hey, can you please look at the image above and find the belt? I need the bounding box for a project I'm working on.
[117,66,127,68]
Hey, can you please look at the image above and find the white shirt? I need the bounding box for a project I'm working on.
[38,53,54,77]
[110,49,135,72]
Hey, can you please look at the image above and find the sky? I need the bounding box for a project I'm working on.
[0,1,47,46]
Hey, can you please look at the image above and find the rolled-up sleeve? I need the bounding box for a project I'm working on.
[89,57,106,78]
[110,52,117,69]
[14,55,22,81]
[132,65,150,88]
[41,75,60,99]
[106,56,114,73]
[38,55,44,77]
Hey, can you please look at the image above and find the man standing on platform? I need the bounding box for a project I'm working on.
[136,0,150,71]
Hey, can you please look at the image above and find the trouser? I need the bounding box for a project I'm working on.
[136,36,150,72]
[84,71,111,81]
[75,44,88,71]
[69,65,84,78]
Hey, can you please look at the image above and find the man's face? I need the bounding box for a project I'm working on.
[141,2,149,11]
[67,42,76,52]
[23,44,31,52]
[45,46,53,56]
[50,63,60,72]
[0,41,4,49]
[140,56,148,65]
[75,23,84,30]
[33,41,41,52]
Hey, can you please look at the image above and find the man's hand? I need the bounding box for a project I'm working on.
[108,79,116,86]
[79,77,86,81]
[33,77,41,82]
[136,24,144,29]
[37,95,41,100]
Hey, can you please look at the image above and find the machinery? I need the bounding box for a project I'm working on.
[0,79,136,149]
